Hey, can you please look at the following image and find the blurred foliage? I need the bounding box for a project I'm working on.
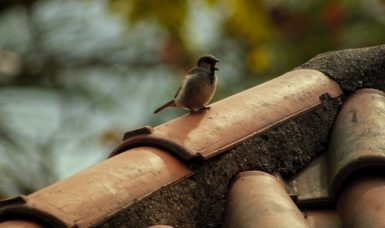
[110,0,385,76]
[0,0,385,196]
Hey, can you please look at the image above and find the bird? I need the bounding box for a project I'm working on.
[154,55,220,114]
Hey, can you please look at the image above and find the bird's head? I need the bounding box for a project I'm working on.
[196,55,220,71]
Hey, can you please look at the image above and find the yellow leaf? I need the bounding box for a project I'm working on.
[247,46,270,72]
[225,0,273,45]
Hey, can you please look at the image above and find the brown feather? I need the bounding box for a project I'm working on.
[153,100,176,114]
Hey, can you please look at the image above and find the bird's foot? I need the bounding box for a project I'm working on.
[190,106,210,114]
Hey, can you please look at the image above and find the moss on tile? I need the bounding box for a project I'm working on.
[299,45,385,92]
[95,97,342,228]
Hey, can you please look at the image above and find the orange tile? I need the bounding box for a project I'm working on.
[113,69,342,160]
[288,88,385,206]
[0,220,43,228]
[223,171,309,228]
[305,210,341,228]
[328,89,385,194]
[22,147,190,227]
[337,177,385,227]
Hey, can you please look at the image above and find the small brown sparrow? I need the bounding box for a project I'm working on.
[154,55,220,114]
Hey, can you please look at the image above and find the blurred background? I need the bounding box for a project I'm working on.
[0,0,384,197]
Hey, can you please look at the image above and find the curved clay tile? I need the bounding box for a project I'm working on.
[0,69,343,227]
[0,220,43,228]
[337,177,385,227]
[304,211,341,227]
[288,88,385,207]
[328,88,385,194]
[0,147,191,227]
[282,87,385,227]
[223,171,309,228]
[112,69,342,160]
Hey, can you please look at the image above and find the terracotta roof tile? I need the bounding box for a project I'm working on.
[289,88,385,206]
[111,69,342,160]
[98,70,342,227]
[0,68,344,227]
[223,171,308,228]
[0,220,43,228]
[327,89,385,194]
[2,45,385,227]
[304,211,341,228]
[337,177,385,227]
[1,147,190,227]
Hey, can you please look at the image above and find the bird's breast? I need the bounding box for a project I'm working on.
[175,73,217,109]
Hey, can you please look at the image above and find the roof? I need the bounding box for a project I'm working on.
[1,44,385,228]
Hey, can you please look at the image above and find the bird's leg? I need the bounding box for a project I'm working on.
[201,106,211,110]
[189,106,210,114]
[189,109,201,114]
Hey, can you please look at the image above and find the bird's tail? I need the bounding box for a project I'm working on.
[153,100,176,114]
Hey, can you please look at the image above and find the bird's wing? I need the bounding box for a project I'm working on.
[188,68,197,74]
[174,71,194,98]
[174,85,181,98]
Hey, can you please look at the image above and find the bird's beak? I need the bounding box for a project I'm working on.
[214,67,219,71]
